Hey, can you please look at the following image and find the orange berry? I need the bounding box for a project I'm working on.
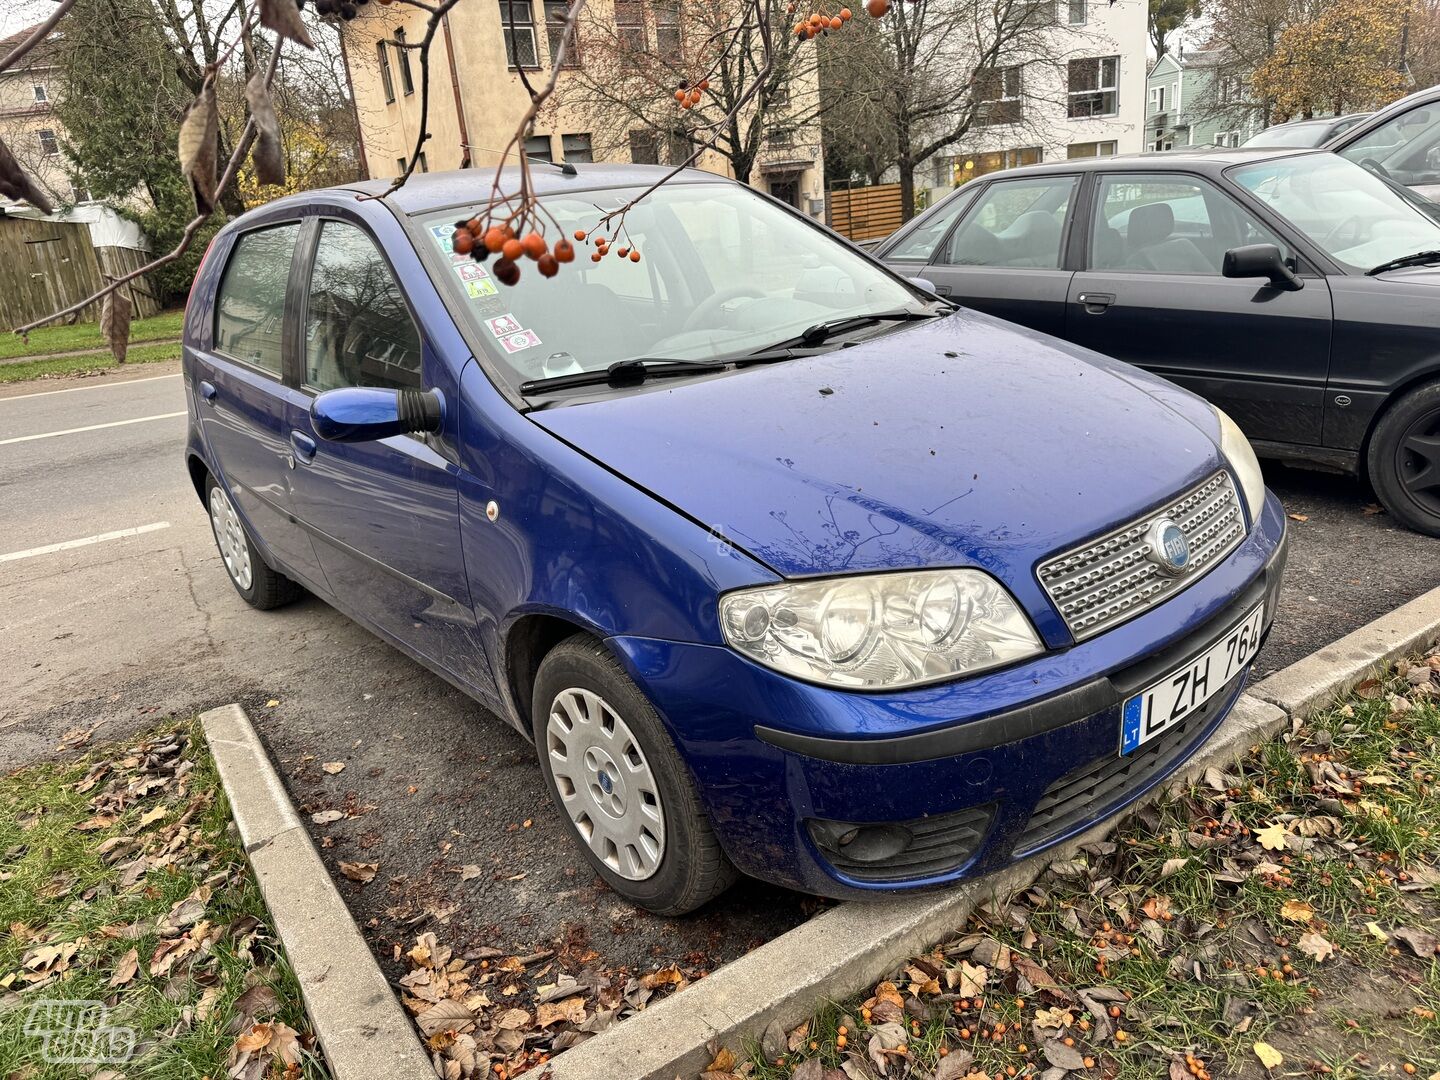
[1403,1065,1416,1075]
[1083,1058,1096,1069]
[573,229,587,241]
[674,88,686,102]
[960,1028,971,1039]
[452,230,474,255]
[616,246,629,258]
[466,217,482,233]
[483,227,507,253]
[521,232,547,260]
[1018,1044,1028,1053]
[836,1034,847,1048]
[537,253,559,278]
[591,252,602,263]
[1064,1038,1075,1047]
[681,98,693,109]
[554,239,575,263]
[1108,1006,1121,1018]
[502,237,524,261]
[1115,1030,1129,1043]
[864,0,888,15]
[492,257,520,286]
[1015,999,1026,1010]
[837,1026,847,1036]
[629,249,641,262]
[839,6,852,17]
[698,78,710,90]
[808,11,822,23]
[829,15,842,28]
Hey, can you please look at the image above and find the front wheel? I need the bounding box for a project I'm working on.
[1367,381,1440,537]
[205,475,302,609]
[531,634,737,915]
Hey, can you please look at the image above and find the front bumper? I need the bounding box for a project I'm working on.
[608,491,1289,899]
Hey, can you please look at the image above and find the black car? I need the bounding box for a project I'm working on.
[1327,84,1440,203]
[1243,113,1371,149]
[877,148,1440,535]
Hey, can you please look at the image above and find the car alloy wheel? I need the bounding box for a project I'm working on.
[544,687,665,880]
[208,483,253,591]
[1395,407,1440,519]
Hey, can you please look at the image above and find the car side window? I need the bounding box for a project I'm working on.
[940,176,1077,269]
[1339,107,1440,176]
[886,193,970,262]
[214,223,300,375]
[303,221,423,393]
[1089,174,1288,275]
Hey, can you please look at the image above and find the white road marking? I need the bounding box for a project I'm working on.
[0,411,185,446]
[0,522,172,564]
[0,373,182,403]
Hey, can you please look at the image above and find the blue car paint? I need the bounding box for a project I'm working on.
[183,171,1287,900]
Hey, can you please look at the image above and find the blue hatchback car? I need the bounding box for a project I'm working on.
[183,164,1287,914]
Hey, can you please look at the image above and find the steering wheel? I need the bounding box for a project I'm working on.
[1322,214,1367,248]
[681,285,768,334]
[1361,156,1393,179]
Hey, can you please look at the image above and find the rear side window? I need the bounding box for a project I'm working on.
[941,175,1077,268]
[214,224,300,375]
[303,221,423,392]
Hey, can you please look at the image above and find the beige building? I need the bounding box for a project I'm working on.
[338,1,825,215]
[0,25,80,207]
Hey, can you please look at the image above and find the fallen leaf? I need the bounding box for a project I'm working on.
[339,861,379,883]
[109,948,139,987]
[1254,822,1289,851]
[311,810,344,825]
[235,1022,273,1053]
[1297,931,1334,962]
[1391,927,1439,957]
[321,761,346,775]
[706,1047,738,1073]
[1033,1006,1074,1029]
[1365,921,1389,942]
[415,998,475,1037]
[1279,899,1314,923]
[1044,1038,1087,1070]
[1253,1041,1283,1069]
[536,996,586,1028]
[1160,856,1188,878]
[955,960,987,998]
[458,864,482,881]
[1287,513,1308,522]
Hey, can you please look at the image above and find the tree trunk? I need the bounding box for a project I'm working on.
[898,159,916,223]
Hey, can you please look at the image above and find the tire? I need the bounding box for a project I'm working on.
[1367,380,1440,537]
[531,633,737,915]
[205,473,303,610]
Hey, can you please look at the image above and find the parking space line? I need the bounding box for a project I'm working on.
[0,411,185,446]
[0,522,172,564]
[0,373,182,403]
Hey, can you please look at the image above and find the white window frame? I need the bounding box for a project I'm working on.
[1068,56,1119,119]
[1068,0,1086,24]
[32,83,48,103]
[37,128,59,157]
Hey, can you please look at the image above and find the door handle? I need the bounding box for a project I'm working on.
[289,431,317,467]
[198,380,217,405]
[1078,292,1116,314]
[933,284,953,296]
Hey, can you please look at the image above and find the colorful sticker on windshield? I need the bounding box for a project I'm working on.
[428,223,456,253]
[464,278,498,298]
[486,313,524,338]
[499,330,541,353]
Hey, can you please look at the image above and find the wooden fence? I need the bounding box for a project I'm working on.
[0,216,161,330]
[827,183,904,243]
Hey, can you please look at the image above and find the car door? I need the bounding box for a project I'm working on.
[283,215,484,684]
[918,173,1081,336]
[193,221,325,586]
[1064,171,1333,447]
[877,186,979,279]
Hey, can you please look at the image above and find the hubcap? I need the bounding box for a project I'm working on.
[208,485,253,591]
[545,687,665,881]
[1397,409,1440,519]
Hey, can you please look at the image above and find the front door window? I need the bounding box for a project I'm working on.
[941,175,1077,268]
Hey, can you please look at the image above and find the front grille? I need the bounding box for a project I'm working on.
[809,804,995,883]
[1014,669,1243,856]
[1038,471,1245,641]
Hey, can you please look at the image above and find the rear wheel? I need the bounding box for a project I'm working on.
[1368,381,1440,537]
[531,634,736,915]
[205,475,302,609]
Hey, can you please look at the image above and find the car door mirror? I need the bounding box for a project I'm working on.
[1222,244,1303,291]
[311,386,444,442]
[909,277,939,294]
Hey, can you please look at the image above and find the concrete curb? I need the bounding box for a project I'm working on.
[1249,585,1440,719]
[546,694,1287,1080]
[199,704,434,1080]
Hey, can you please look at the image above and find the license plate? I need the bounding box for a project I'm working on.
[1120,604,1264,755]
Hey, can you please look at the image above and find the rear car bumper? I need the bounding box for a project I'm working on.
[609,491,1288,899]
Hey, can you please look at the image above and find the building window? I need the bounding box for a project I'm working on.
[614,1,645,51]
[1214,131,1241,148]
[1148,84,1166,113]
[666,128,690,164]
[418,151,429,172]
[947,146,1041,185]
[376,41,395,103]
[498,1,538,68]
[525,134,553,161]
[1216,75,1239,104]
[544,0,579,66]
[37,129,58,156]
[629,130,659,164]
[976,65,1022,126]
[768,124,796,148]
[1068,56,1119,118]
[70,181,90,202]
[654,0,681,61]
[1068,0,1085,23]
[394,28,416,93]
[1021,0,1057,26]
[561,133,593,162]
[1066,140,1117,158]
[32,83,48,103]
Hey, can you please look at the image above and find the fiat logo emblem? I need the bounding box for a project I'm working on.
[1146,519,1190,575]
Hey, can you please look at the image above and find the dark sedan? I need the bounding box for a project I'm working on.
[878,148,1440,535]
[1328,84,1440,203]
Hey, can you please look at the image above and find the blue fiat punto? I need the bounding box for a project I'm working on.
[183,164,1287,914]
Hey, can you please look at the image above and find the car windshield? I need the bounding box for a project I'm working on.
[416,182,921,391]
[1229,152,1440,271]
[1243,122,1332,148]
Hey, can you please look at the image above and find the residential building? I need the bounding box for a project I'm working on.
[1145,49,1257,151]
[0,24,85,208]
[338,2,825,216]
[915,0,1146,205]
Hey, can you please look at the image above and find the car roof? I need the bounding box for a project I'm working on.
[952,146,1317,182]
[332,163,730,216]
[1329,84,1440,148]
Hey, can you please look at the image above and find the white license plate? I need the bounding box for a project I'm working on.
[1120,603,1264,755]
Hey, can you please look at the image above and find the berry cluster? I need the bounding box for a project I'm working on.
[791,4,852,36]
[673,78,709,109]
[450,219,576,285]
[573,230,641,265]
[296,0,370,20]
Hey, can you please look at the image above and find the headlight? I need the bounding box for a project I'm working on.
[1215,407,1265,528]
[718,569,1042,690]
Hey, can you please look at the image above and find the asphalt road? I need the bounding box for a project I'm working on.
[2,369,1436,976]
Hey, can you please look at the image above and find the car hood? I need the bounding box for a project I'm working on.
[531,310,1223,592]
[1373,264,1440,284]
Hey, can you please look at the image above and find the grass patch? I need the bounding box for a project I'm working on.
[0,721,328,1079]
[0,310,185,360]
[0,342,181,383]
[725,658,1440,1080]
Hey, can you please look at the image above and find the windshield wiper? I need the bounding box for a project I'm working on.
[1366,250,1440,276]
[762,307,944,352]
[520,357,731,395]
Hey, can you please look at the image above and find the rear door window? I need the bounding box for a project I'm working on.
[214,224,300,375]
[940,176,1078,268]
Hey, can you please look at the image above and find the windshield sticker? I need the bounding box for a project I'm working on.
[428,223,456,253]
[455,263,489,282]
[486,313,524,338]
[464,278,499,299]
[499,329,541,354]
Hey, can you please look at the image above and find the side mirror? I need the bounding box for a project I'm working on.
[1222,244,1303,290]
[909,276,940,294]
[311,386,444,442]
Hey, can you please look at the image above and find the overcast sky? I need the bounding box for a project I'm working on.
[1,0,57,41]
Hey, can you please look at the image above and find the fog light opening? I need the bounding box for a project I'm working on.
[810,820,913,865]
